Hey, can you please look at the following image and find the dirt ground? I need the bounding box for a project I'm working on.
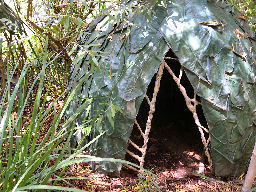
[59,148,243,191]
[57,100,244,191]
[58,126,244,192]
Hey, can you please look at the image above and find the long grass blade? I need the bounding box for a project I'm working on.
[15,184,89,192]
[24,38,48,162]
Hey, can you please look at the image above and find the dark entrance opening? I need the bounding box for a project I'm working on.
[124,50,209,178]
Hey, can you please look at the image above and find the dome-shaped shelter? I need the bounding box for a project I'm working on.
[66,0,256,177]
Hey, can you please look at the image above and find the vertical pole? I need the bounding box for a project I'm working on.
[242,142,256,192]
[139,61,164,171]
[126,61,164,173]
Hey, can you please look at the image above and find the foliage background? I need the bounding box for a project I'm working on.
[226,0,256,30]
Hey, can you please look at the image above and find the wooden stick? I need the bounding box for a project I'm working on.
[126,149,141,162]
[123,164,139,172]
[134,119,145,139]
[128,139,143,153]
[242,142,256,191]
[126,61,165,173]
[139,61,165,172]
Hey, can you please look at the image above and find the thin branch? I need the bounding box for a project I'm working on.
[27,0,32,20]
[134,119,145,139]
[139,61,165,171]
[128,139,142,153]
[123,164,139,172]
[164,56,178,61]
[126,149,141,162]
[27,20,72,65]
[145,94,151,105]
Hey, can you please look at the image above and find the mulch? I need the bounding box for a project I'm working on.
[56,138,243,192]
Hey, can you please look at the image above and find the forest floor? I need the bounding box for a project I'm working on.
[57,146,244,191]
[55,125,245,192]
[31,81,245,191]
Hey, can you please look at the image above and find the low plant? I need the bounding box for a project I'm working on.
[134,170,160,192]
[0,36,157,191]
[0,38,95,191]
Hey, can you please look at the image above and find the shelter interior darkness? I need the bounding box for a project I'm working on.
[124,50,209,177]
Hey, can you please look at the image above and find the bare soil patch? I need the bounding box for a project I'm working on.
[57,127,243,191]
